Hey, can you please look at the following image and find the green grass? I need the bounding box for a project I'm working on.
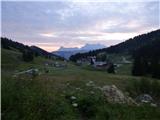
[116,64,132,75]
[2,48,160,120]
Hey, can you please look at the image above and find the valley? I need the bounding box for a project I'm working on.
[1,1,160,119]
[1,46,160,120]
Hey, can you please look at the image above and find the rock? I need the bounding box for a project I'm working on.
[102,85,126,103]
[136,94,153,103]
[15,68,39,78]
[30,69,39,77]
[102,85,136,105]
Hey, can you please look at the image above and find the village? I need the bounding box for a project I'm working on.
[11,57,158,109]
[13,54,133,79]
[76,55,132,73]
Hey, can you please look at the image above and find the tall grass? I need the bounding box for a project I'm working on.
[126,78,160,101]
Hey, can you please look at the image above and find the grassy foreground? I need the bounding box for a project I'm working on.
[1,48,160,120]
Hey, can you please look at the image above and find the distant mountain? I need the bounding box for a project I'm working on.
[52,50,85,60]
[53,44,106,59]
[58,46,79,51]
[70,29,160,62]
[81,44,106,50]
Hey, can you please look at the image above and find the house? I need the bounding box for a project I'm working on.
[93,61,107,68]
[44,61,54,66]
[90,57,108,69]
[54,62,67,68]
[76,58,91,66]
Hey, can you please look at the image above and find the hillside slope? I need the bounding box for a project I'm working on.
[2,47,160,120]
[1,37,61,59]
[132,39,160,78]
[70,29,160,61]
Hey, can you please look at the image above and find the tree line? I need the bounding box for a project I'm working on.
[132,39,160,79]
[70,29,160,62]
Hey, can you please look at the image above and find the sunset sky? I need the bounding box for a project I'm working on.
[1,0,159,52]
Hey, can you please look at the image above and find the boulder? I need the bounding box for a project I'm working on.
[15,68,39,78]
[136,94,153,103]
[102,85,136,105]
[102,85,126,103]
[27,69,39,77]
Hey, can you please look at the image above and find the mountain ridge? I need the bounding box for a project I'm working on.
[53,43,107,59]
[70,29,160,62]
[57,43,106,51]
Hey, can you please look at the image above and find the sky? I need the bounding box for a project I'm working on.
[1,0,160,52]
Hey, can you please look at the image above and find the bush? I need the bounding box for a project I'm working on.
[77,96,97,118]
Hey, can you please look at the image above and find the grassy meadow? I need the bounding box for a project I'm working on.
[1,48,160,120]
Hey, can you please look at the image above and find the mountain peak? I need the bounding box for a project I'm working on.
[57,43,106,52]
[58,46,79,51]
[54,43,107,59]
[81,43,106,50]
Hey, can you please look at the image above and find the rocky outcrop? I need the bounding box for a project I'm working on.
[101,85,136,105]
[14,68,39,78]
[136,94,153,103]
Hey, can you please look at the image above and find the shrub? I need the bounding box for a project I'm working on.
[77,96,97,118]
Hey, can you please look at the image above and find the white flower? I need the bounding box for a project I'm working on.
[72,103,78,107]
[90,91,95,94]
[70,96,76,100]
[66,83,70,86]
[76,88,81,90]
[86,81,95,86]
[89,80,93,83]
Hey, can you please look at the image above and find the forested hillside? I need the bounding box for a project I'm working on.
[1,37,62,61]
[70,29,160,62]
[132,39,160,78]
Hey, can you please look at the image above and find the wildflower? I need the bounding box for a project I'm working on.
[72,103,78,107]
[90,91,95,94]
[70,96,76,100]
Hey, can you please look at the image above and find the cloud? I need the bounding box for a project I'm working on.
[1,1,159,51]
[40,33,57,37]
